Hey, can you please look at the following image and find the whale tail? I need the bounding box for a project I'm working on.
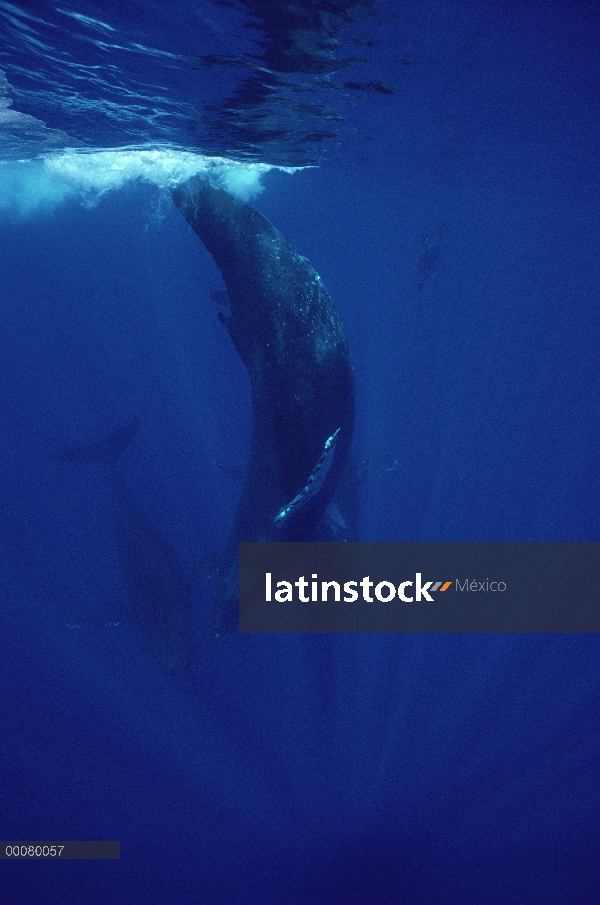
[52,419,139,466]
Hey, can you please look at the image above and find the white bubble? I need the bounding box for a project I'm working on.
[0,159,72,218]
[0,147,303,219]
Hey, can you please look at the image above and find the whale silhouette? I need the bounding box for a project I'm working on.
[171,177,355,632]
[53,420,195,673]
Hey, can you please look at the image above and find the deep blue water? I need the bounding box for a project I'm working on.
[1,1,600,903]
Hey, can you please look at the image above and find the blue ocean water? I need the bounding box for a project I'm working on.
[1,1,599,902]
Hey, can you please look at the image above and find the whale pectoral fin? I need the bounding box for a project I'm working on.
[325,501,348,533]
[274,428,341,527]
[309,502,350,542]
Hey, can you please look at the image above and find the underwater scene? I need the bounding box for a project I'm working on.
[0,1,599,902]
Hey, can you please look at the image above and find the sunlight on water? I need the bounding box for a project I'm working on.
[0,147,303,217]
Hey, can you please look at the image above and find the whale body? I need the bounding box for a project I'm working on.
[54,420,195,673]
[171,177,355,631]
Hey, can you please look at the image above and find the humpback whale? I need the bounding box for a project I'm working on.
[54,420,195,673]
[171,177,355,632]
